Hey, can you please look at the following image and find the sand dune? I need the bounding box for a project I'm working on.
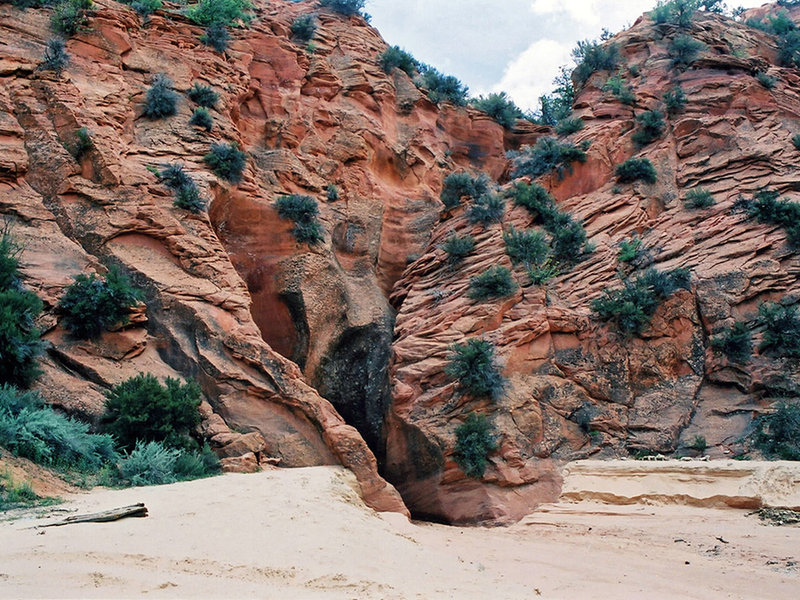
[0,464,798,599]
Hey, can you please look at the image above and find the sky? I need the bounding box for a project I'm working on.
[364,0,768,113]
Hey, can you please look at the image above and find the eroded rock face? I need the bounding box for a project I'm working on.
[386,8,800,523]
[0,0,408,515]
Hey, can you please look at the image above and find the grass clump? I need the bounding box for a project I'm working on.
[319,0,365,16]
[189,107,213,131]
[204,142,246,183]
[663,86,687,115]
[440,172,490,210]
[200,23,230,52]
[509,136,589,180]
[684,188,714,208]
[555,117,583,136]
[572,39,620,85]
[470,92,524,129]
[186,0,252,26]
[468,265,517,301]
[591,268,690,336]
[157,163,206,213]
[326,184,339,202]
[631,109,665,147]
[758,301,800,358]
[454,413,498,478]
[290,14,316,43]
[603,75,636,105]
[378,45,418,76]
[39,38,69,73]
[445,339,506,401]
[753,401,800,460]
[735,189,800,248]
[0,385,118,470]
[102,373,202,452]
[440,232,475,265]
[710,321,752,363]
[503,226,549,269]
[669,34,706,68]
[617,235,644,264]
[143,73,178,120]
[755,71,777,89]
[615,158,657,184]
[187,83,219,108]
[0,227,43,388]
[466,193,505,228]
[275,194,324,245]
[57,266,141,339]
[417,66,469,106]
[68,127,93,160]
[0,470,41,510]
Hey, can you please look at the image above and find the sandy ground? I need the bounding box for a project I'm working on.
[0,465,798,600]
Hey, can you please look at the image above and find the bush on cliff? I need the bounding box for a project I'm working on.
[186,0,252,27]
[735,188,800,248]
[204,142,247,183]
[758,301,800,358]
[143,73,178,119]
[470,92,525,129]
[290,14,316,43]
[101,373,202,452]
[58,266,141,339]
[440,232,475,265]
[189,107,213,132]
[663,86,687,115]
[508,137,589,180]
[445,339,506,401]
[683,188,714,209]
[669,34,706,68]
[632,109,666,147]
[468,266,517,301]
[615,158,657,184]
[753,401,800,460]
[440,172,490,210]
[503,226,549,269]
[417,67,469,106]
[187,83,219,108]
[378,46,418,76]
[50,0,91,37]
[466,193,505,228]
[39,38,69,73]
[572,39,619,85]
[0,227,43,388]
[200,23,230,52]
[711,321,752,363]
[319,0,365,17]
[603,75,636,105]
[275,194,325,244]
[454,413,498,478]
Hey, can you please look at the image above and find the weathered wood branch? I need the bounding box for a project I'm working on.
[40,503,148,527]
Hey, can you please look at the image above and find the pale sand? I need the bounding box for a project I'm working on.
[0,465,798,600]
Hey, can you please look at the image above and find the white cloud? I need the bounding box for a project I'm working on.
[491,39,573,112]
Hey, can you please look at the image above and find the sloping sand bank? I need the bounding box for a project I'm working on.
[0,464,798,599]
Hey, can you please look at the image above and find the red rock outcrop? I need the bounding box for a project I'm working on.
[386,7,800,523]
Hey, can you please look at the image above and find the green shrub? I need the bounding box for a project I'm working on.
[793,133,800,151]
[555,117,583,136]
[755,71,777,89]
[663,86,687,115]
[129,0,161,17]
[615,158,657,184]
[591,268,690,335]
[511,182,559,223]
[204,142,247,183]
[650,0,698,27]
[684,188,714,208]
[319,0,365,16]
[102,373,202,452]
[68,127,93,160]
[445,339,506,400]
[572,39,620,85]
[0,470,40,509]
[778,30,800,69]
[58,266,141,339]
[631,109,665,146]
[440,232,475,265]
[50,0,90,37]
[504,226,549,269]
[617,235,643,264]
[669,34,705,68]
[440,172,490,210]
[509,137,589,180]
[417,67,469,106]
[290,14,316,43]
[468,265,517,301]
[378,45,418,76]
[143,73,178,119]
[275,194,324,244]
[187,83,219,108]
[0,385,118,470]
[768,9,796,35]
[200,23,230,52]
[758,302,800,358]
[118,440,179,486]
[173,183,206,213]
[466,193,505,228]
[173,443,220,479]
[735,189,800,248]
[189,107,213,131]
[753,401,800,460]
[603,75,636,105]
[326,184,339,202]
[39,38,69,72]
[538,66,575,126]
[711,321,752,363]
[158,162,193,190]
[186,0,252,26]
[454,413,498,478]
[470,92,524,129]
[689,435,708,452]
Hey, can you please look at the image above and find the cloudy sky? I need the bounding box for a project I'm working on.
[365,0,768,112]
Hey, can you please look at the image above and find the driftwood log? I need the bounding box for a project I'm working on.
[40,503,148,527]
